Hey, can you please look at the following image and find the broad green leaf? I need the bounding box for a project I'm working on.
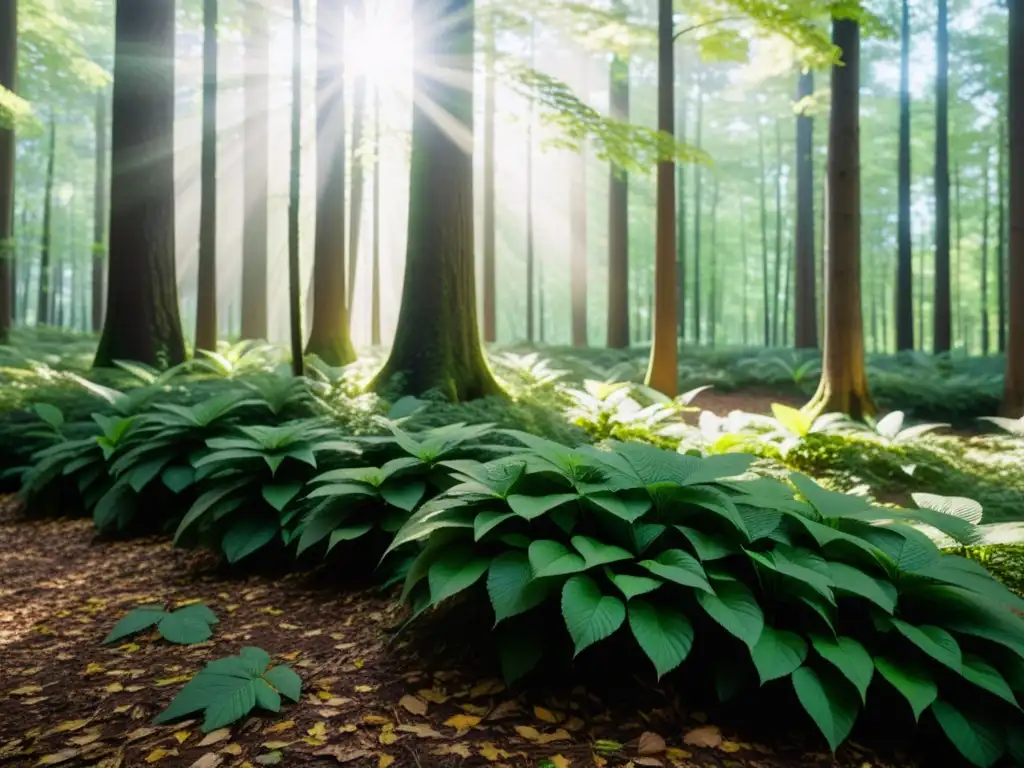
[571,535,632,568]
[827,562,896,613]
[664,486,749,536]
[852,523,940,573]
[253,679,281,713]
[891,619,962,673]
[202,679,257,732]
[675,526,734,561]
[327,523,374,552]
[158,610,215,645]
[487,551,551,623]
[561,575,626,656]
[874,656,936,721]
[93,484,135,531]
[791,665,860,752]
[696,581,764,649]
[912,493,983,525]
[175,478,249,543]
[679,453,753,486]
[126,457,172,493]
[161,466,196,494]
[773,404,813,436]
[427,545,490,605]
[790,473,873,518]
[528,540,586,578]
[750,626,807,684]
[33,402,64,429]
[584,492,652,523]
[103,605,165,644]
[306,482,379,501]
[507,493,578,520]
[263,665,302,701]
[639,549,713,594]
[810,635,873,703]
[474,510,516,541]
[606,569,663,600]
[153,673,249,725]
[262,483,303,512]
[296,506,351,556]
[628,599,693,679]
[222,516,279,564]
[931,700,1004,768]
[381,480,427,512]
[961,654,1020,708]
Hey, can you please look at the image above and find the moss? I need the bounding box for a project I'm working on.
[962,545,1024,595]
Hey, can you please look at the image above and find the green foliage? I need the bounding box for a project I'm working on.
[153,647,301,733]
[103,603,218,646]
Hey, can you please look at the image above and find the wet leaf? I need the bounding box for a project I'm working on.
[534,705,562,724]
[399,694,428,716]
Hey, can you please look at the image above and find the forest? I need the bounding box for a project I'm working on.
[0,0,1022,766]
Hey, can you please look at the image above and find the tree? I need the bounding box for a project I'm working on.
[370,85,381,347]
[241,0,269,341]
[37,114,55,326]
[772,118,783,345]
[707,174,720,346]
[287,0,303,376]
[194,0,218,352]
[481,7,496,343]
[95,0,186,368]
[794,68,817,348]
[606,4,630,350]
[758,116,770,346]
[0,0,14,343]
[569,51,587,348]
[91,90,107,332]
[997,120,1007,353]
[304,0,356,366]
[807,14,873,420]
[895,0,913,350]
[933,0,951,352]
[692,73,703,344]
[370,0,501,401]
[644,0,677,395]
[981,148,991,355]
[1003,0,1023,416]
[525,22,536,342]
[347,0,368,313]
[675,49,687,344]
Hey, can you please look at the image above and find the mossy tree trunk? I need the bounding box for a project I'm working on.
[794,69,817,349]
[241,0,269,341]
[997,120,1007,353]
[194,0,218,352]
[644,0,677,395]
[1002,0,1023,417]
[692,73,703,344]
[807,16,874,421]
[675,50,687,344]
[95,0,186,368]
[304,0,356,366]
[0,0,15,343]
[369,0,501,402]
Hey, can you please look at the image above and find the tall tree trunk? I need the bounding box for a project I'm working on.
[606,23,630,349]
[15,204,25,324]
[0,0,14,342]
[645,0,677,394]
[707,174,719,347]
[758,117,770,347]
[525,22,535,342]
[917,233,926,349]
[794,68,817,348]
[370,0,500,400]
[481,9,497,342]
[1003,0,1024,415]
[38,115,55,327]
[772,118,783,346]
[241,0,269,340]
[818,175,826,340]
[195,0,218,351]
[981,149,991,355]
[869,240,878,353]
[997,120,1007,353]
[347,0,368,312]
[570,51,588,347]
[692,74,703,344]
[95,0,186,367]
[807,17,873,419]
[895,0,913,351]
[933,0,951,352]
[305,0,356,365]
[953,160,962,345]
[740,196,748,345]
[287,0,304,376]
[91,90,108,332]
[538,258,546,343]
[782,223,792,346]
[675,49,687,343]
[371,85,381,347]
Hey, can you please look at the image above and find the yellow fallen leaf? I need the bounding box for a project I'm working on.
[67,730,102,747]
[396,724,443,739]
[665,747,692,762]
[459,703,488,716]
[261,741,292,750]
[50,720,90,734]
[198,729,231,747]
[477,743,510,761]
[352,659,364,669]
[22,696,49,705]
[550,756,571,768]
[145,748,178,763]
[307,722,328,740]
[444,714,481,730]
[682,725,721,749]
[469,679,505,697]
[399,695,428,716]
[262,607,283,615]
[36,750,80,765]
[126,728,156,742]
[264,721,295,734]
[338,724,357,733]
[10,685,42,695]
[354,684,375,693]
[173,731,191,744]
[119,643,141,653]
[378,725,398,745]
[534,706,561,724]
[221,744,242,756]
[417,687,448,704]
[155,675,191,686]
[447,744,473,758]
[105,683,124,693]
[188,754,223,768]
[719,741,741,753]
[278,652,300,661]
[362,715,391,726]
[378,755,395,768]
[84,664,104,675]
[515,725,571,744]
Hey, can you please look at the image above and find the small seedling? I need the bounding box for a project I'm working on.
[103,602,218,645]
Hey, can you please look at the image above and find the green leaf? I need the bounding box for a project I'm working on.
[961,654,1020,708]
[306,482,379,501]
[153,672,249,725]
[262,483,303,512]
[161,466,196,494]
[158,610,215,645]
[571,535,632,569]
[327,523,374,552]
[93,484,135,531]
[381,480,427,512]
[254,679,281,713]
[175,478,249,543]
[639,549,713,594]
[750,626,808,684]
[696,581,764,649]
[791,665,860,752]
[33,402,64,429]
[827,561,896,613]
[584,492,652,523]
[912,493,983,525]
[790,472,874,517]
[680,453,754,486]
[891,619,962,673]
[222,516,279,564]
[628,599,693,679]
[810,635,873,703]
[606,569,663,600]
[666,486,749,536]
[427,545,490,605]
[874,656,937,721]
[103,605,165,644]
[561,575,626,656]
[772,404,813,436]
[474,510,516,541]
[263,664,302,702]
[487,551,551,623]
[202,679,257,732]
[507,493,578,520]
[296,506,351,556]
[528,540,586,578]
[931,700,1004,768]
[675,526,733,561]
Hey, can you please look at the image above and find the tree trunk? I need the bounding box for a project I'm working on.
[95,0,186,367]
[794,69,817,348]
[305,0,356,365]
[740,196,748,345]
[371,85,381,347]
[954,160,962,345]
[933,0,951,352]
[675,49,687,344]
[38,115,56,327]
[997,120,1007,353]
[644,0,677,394]
[91,90,108,332]
[481,9,496,342]
[917,233,926,349]
[1003,0,1024,415]
[241,0,269,341]
[982,149,991,355]
[758,117,770,347]
[807,17,873,420]
[195,0,218,351]
[347,21,368,314]
[707,174,719,347]
[606,32,630,349]
[692,73,703,344]
[0,0,14,342]
[525,22,535,342]
[772,118,783,346]
[570,51,588,348]
[869,241,878,352]
[895,0,913,351]
[370,0,500,401]
[287,0,304,376]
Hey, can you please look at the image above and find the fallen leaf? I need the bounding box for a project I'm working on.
[431,743,473,758]
[399,695,428,716]
[683,725,722,749]
[67,730,102,747]
[459,703,488,716]
[36,750,80,765]
[635,758,664,767]
[519,726,571,744]
[378,754,395,767]
[470,679,505,697]
[362,715,391,726]
[173,732,191,745]
[9,685,42,695]
[220,744,242,756]
[338,724,357,734]
[126,728,156,742]
[417,687,448,704]
[664,747,692,762]
[444,714,481,730]
[353,685,374,693]
[145,748,178,763]
[563,716,586,731]
[550,757,571,768]
[84,664,104,675]
[396,724,443,739]
[264,721,295,734]
[307,722,328,741]
[638,732,666,756]
[313,746,370,763]
[534,706,561,724]
[198,729,231,747]
[485,700,521,720]
[155,675,191,686]
[105,683,124,693]
[188,754,223,768]
[50,720,90,735]
[477,743,511,761]
[261,741,292,750]
[719,741,741,753]
[255,752,283,765]
[378,725,398,746]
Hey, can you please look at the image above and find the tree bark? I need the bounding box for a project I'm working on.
[38,115,56,327]
[91,90,108,332]
[570,51,588,348]
[675,50,687,344]
[954,160,962,345]
[95,0,186,367]
[241,0,269,341]
[982,149,991,355]
[347,2,368,313]
[895,0,913,351]
[370,0,501,401]
[807,17,873,420]
[481,9,496,342]
[287,0,304,376]
[740,196,748,345]
[772,118,783,346]
[0,0,14,342]
[195,0,218,352]
[758,116,770,347]
[932,0,951,352]
[606,30,630,349]
[525,22,535,343]
[692,73,703,344]
[371,84,381,347]
[305,0,356,365]
[645,0,677,394]
[997,120,1007,353]
[917,232,926,348]
[794,69,817,348]
[1003,0,1024,415]
[707,174,719,347]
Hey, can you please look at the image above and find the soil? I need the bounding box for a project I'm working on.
[0,496,935,768]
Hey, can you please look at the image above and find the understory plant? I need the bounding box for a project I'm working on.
[390,433,1024,767]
